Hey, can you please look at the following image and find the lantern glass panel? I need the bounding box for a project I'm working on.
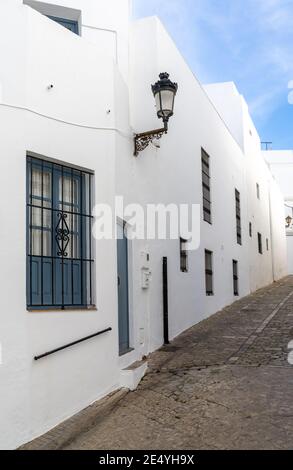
[155,90,175,119]
[155,92,162,116]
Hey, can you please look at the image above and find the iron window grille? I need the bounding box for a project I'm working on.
[201,149,212,224]
[235,189,242,245]
[26,156,94,310]
[180,238,188,273]
[233,260,239,296]
[258,233,263,255]
[205,250,214,296]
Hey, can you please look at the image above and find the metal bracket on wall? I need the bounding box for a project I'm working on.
[134,126,167,157]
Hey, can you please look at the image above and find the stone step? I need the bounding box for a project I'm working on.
[120,359,148,391]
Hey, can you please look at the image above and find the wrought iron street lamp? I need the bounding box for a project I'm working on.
[134,73,178,156]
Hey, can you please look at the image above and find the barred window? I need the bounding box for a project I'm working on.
[27,156,94,309]
[180,238,188,273]
[201,149,212,224]
[233,260,239,296]
[235,189,242,245]
[205,250,214,296]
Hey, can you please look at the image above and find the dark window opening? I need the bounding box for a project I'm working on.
[258,233,263,254]
[266,238,269,251]
[180,238,188,273]
[202,149,212,224]
[233,260,239,296]
[256,183,260,200]
[249,222,252,238]
[205,250,214,296]
[27,156,94,309]
[235,189,242,245]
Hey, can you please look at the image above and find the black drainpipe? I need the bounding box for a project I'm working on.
[162,257,170,344]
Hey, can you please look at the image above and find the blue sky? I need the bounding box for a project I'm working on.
[133,0,293,150]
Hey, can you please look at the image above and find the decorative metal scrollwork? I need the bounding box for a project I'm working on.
[55,212,70,257]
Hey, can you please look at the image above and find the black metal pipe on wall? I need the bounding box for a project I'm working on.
[34,328,112,361]
[162,257,170,345]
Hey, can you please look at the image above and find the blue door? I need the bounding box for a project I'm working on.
[117,222,130,355]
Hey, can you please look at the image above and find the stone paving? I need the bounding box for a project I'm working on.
[24,277,293,450]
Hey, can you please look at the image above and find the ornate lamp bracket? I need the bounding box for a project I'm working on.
[134,72,178,157]
[134,124,168,157]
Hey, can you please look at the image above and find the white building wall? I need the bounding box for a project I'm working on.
[265,151,293,200]
[204,80,287,288]
[269,177,288,279]
[286,236,293,274]
[264,150,293,274]
[128,17,254,349]
[0,0,123,449]
[204,82,245,150]
[23,0,131,82]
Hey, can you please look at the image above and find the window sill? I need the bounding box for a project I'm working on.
[27,306,97,313]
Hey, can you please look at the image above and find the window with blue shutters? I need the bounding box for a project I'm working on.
[27,156,94,310]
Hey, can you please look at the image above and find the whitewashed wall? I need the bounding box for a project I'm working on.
[127,18,286,355]
[205,81,287,289]
[265,150,293,273]
[23,0,131,82]
[0,0,125,450]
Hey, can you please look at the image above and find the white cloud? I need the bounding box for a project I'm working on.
[133,0,293,124]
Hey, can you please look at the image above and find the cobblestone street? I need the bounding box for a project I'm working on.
[25,277,293,450]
